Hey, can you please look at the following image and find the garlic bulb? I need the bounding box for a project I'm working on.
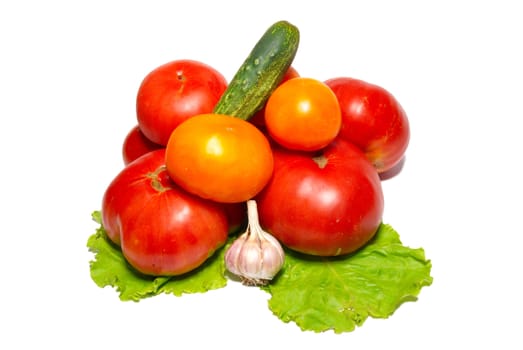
[224,200,285,286]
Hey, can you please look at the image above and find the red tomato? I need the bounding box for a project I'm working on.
[165,114,274,203]
[249,66,300,127]
[122,125,163,165]
[264,77,342,151]
[223,202,247,234]
[256,139,384,256]
[136,59,228,146]
[101,149,228,276]
[325,77,410,174]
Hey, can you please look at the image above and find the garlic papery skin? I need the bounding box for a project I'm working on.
[224,200,285,286]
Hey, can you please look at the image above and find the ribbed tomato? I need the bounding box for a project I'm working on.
[101,149,229,276]
[325,77,410,174]
[256,140,384,256]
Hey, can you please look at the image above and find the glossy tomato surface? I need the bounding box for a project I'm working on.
[122,125,164,165]
[256,140,384,256]
[265,77,342,151]
[325,77,410,174]
[165,114,274,203]
[101,149,229,276]
[136,59,228,146]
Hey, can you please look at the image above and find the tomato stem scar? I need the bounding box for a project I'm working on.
[147,165,173,192]
[312,154,328,169]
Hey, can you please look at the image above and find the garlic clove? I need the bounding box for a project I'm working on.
[224,200,285,286]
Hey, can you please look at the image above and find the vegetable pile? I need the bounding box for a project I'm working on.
[87,20,432,333]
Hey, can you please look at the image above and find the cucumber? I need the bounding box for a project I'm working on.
[213,20,300,120]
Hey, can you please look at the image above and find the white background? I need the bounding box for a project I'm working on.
[1,0,522,348]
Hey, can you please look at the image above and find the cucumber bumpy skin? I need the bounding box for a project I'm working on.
[213,20,300,120]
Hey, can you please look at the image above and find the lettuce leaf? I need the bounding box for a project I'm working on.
[87,211,228,301]
[262,224,433,333]
[87,213,432,333]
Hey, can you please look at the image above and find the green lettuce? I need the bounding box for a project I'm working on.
[87,211,228,301]
[262,224,433,333]
[87,213,432,333]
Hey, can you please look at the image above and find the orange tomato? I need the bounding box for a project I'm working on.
[165,114,274,203]
[264,77,342,151]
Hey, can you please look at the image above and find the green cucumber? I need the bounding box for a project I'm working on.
[213,20,300,120]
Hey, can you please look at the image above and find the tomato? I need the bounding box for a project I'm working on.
[256,139,384,256]
[101,149,228,276]
[249,66,300,128]
[223,201,247,234]
[325,77,410,174]
[122,125,164,165]
[264,77,342,151]
[165,113,274,203]
[283,66,300,81]
[136,59,228,146]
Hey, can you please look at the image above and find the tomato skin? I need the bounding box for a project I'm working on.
[101,149,228,276]
[256,140,384,256]
[325,77,410,174]
[223,201,247,234]
[165,114,274,203]
[136,59,228,146]
[264,77,342,151]
[122,125,164,165]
